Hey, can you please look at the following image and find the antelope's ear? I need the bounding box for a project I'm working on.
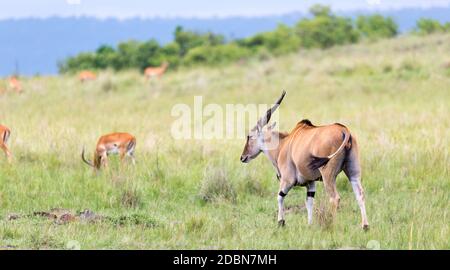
[267,122,277,130]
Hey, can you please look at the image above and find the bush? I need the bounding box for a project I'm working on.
[295,5,359,49]
[174,26,225,57]
[445,22,450,32]
[356,15,398,40]
[101,79,117,92]
[120,188,142,208]
[238,24,301,55]
[95,45,116,69]
[415,18,444,35]
[58,52,97,73]
[184,43,250,66]
[185,215,206,233]
[199,166,236,203]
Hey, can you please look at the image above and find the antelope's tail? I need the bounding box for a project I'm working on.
[81,146,94,168]
[308,131,351,170]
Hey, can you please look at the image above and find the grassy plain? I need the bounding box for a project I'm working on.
[0,34,449,249]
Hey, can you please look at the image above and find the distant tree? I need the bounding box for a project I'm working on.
[295,5,359,49]
[356,15,398,40]
[58,52,97,73]
[309,4,332,17]
[160,42,181,68]
[114,40,141,69]
[238,24,301,55]
[415,18,444,35]
[136,39,162,70]
[184,43,250,66]
[95,45,116,69]
[174,26,225,56]
[445,22,450,32]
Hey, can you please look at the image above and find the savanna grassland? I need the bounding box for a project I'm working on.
[0,33,449,249]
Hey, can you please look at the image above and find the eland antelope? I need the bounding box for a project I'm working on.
[240,91,369,230]
[144,62,169,79]
[82,132,136,170]
[0,125,12,162]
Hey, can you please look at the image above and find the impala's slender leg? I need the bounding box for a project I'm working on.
[0,144,11,163]
[1,130,11,163]
[126,141,136,165]
[305,181,316,225]
[128,151,136,165]
[119,148,126,164]
[100,152,108,168]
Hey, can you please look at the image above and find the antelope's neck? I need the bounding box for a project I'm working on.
[263,131,287,179]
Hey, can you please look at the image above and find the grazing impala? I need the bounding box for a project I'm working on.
[78,71,97,82]
[0,125,12,162]
[9,76,22,93]
[82,132,136,170]
[240,91,369,230]
[144,62,169,79]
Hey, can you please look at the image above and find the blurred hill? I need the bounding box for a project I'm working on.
[1,6,449,76]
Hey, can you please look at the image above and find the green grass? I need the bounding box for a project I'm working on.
[0,34,449,249]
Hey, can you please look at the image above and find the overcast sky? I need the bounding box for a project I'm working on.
[1,0,449,19]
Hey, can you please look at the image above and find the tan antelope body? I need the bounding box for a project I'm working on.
[0,125,12,162]
[240,91,369,230]
[144,62,169,79]
[82,132,136,170]
[78,71,97,82]
[9,76,22,93]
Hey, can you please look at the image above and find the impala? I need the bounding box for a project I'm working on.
[78,71,97,82]
[9,76,22,93]
[240,91,369,230]
[82,132,136,170]
[0,125,12,162]
[144,62,169,79]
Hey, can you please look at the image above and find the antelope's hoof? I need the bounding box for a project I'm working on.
[278,220,285,227]
[363,224,370,231]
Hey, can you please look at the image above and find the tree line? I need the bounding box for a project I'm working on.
[58,5,450,74]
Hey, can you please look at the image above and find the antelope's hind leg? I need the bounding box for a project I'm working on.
[127,150,136,165]
[119,142,135,166]
[0,144,12,163]
[343,160,369,230]
[305,181,316,225]
[100,152,109,168]
[320,166,341,214]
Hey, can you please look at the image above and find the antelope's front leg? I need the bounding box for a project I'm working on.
[306,181,316,225]
[277,180,293,227]
[119,149,127,167]
[100,153,108,168]
[128,152,136,165]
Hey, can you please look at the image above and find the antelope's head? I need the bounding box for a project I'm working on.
[240,91,286,163]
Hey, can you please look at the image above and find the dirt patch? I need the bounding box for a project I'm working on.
[5,208,157,228]
[6,208,105,225]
